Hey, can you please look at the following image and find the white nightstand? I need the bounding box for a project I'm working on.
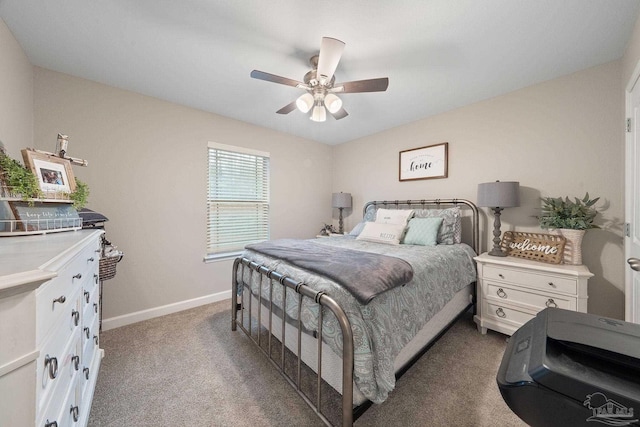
[474,252,593,336]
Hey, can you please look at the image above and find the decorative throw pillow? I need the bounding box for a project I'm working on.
[374,208,414,225]
[413,207,461,244]
[349,221,366,236]
[356,222,406,245]
[402,217,443,246]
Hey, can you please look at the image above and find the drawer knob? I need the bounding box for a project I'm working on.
[84,367,90,380]
[94,274,99,284]
[498,273,505,279]
[70,405,79,422]
[496,307,506,318]
[546,298,558,308]
[72,355,80,371]
[94,335,99,345]
[88,257,95,262]
[53,295,66,306]
[497,288,507,298]
[45,420,58,427]
[72,310,80,326]
[73,273,82,280]
[84,291,90,303]
[44,354,58,379]
[94,302,99,313]
[548,282,556,287]
[84,327,90,339]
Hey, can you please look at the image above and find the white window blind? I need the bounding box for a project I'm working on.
[207,142,270,256]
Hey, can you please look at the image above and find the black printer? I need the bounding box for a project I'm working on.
[497,308,640,427]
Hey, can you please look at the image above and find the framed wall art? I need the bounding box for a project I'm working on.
[22,149,76,197]
[399,142,448,181]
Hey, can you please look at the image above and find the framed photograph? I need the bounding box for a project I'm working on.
[399,142,448,181]
[21,149,76,197]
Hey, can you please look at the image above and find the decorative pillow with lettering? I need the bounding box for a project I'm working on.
[402,217,443,246]
[374,208,414,225]
[413,207,461,244]
[356,222,406,245]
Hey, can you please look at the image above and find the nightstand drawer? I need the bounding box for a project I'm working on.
[485,283,575,311]
[484,300,536,326]
[483,265,577,295]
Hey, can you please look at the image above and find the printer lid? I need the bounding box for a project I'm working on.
[529,308,640,404]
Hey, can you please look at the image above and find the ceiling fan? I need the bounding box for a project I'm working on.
[250,37,389,122]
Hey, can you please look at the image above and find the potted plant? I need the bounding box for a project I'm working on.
[538,193,600,265]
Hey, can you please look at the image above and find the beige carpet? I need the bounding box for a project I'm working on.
[88,300,526,426]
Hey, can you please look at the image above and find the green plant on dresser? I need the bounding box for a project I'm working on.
[538,193,600,230]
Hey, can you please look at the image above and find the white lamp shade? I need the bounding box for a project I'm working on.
[296,93,314,113]
[477,181,520,208]
[332,192,352,208]
[324,93,342,114]
[310,105,326,122]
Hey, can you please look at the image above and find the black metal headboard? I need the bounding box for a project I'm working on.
[362,198,479,254]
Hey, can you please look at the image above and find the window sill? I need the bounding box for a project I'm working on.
[203,251,242,263]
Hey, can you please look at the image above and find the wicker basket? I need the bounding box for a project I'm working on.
[99,253,123,281]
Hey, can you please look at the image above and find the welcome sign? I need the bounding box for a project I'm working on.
[500,231,566,264]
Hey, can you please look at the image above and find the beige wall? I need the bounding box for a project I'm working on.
[334,61,625,319]
[33,68,333,321]
[1,14,631,322]
[0,19,33,157]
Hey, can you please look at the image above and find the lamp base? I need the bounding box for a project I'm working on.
[488,247,508,257]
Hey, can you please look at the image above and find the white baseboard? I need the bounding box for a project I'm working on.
[101,290,231,331]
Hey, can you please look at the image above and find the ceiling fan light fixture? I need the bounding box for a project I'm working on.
[310,104,326,122]
[324,93,342,114]
[296,93,314,113]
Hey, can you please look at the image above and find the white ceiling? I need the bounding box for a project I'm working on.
[1,0,639,145]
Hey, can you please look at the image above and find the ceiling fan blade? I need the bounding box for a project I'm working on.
[316,37,345,84]
[332,77,389,93]
[276,101,297,115]
[330,108,349,120]
[251,70,307,88]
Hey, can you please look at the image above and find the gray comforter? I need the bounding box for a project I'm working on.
[245,239,413,304]
[239,236,477,403]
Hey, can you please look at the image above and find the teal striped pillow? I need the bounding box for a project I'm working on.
[402,217,443,246]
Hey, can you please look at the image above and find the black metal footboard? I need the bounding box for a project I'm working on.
[232,257,355,426]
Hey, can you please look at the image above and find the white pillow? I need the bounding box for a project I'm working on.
[356,222,406,245]
[375,208,414,225]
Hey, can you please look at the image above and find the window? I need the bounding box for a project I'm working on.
[206,142,270,259]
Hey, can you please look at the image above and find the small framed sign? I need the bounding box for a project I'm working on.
[500,231,566,264]
[399,142,448,181]
[9,201,81,232]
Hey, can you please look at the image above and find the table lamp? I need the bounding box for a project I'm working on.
[477,181,520,256]
[332,192,352,234]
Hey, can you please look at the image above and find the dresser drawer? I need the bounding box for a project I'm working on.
[485,283,576,311]
[37,245,99,341]
[37,372,78,427]
[37,323,81,414]
[82,313,100,365]
[483,265,577,295]
[484,300,536,326]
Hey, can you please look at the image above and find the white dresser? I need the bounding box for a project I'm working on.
[474,252,593,336]
[0,229,104,427]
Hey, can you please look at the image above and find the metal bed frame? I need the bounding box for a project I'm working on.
[231,199,479,426]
